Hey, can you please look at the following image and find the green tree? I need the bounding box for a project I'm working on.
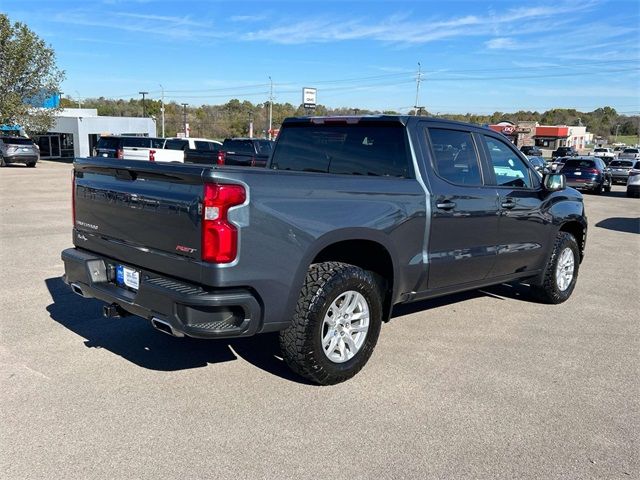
[0,14,65,133]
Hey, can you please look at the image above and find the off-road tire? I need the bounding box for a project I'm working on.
[279,262,383,385]
[531,232,580,304]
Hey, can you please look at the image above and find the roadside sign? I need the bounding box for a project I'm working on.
[303,87,317,109]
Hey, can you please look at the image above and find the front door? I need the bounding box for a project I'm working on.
[479,134,549,277]
[419,125,501,291]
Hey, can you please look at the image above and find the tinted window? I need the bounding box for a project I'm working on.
[634,161,640,169]
[623,149,639,154]
[257,141,273,155]
[194,140,217,150]
[223,140,255,155]
[594,148,608,153]
[610,160,634,167]
[165,139,189,150]
[271,123,411,177]
[96,137,120,150]
[1,137,34,145]
[121,137,150,148]
[428,128,482,186]
[151,138,164,148]
[563,159,596,169]
[484,136,532,188]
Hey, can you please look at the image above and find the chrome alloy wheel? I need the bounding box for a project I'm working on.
[321,290,370,363]
[555,247,575,292]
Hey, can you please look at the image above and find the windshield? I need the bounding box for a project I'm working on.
[1,137,35,145]
[610,160,634,167]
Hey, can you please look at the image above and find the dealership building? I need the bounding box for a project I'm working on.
[489,121,593,152]
[34,108,156,159]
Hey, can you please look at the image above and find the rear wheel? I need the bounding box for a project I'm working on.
[531,232,580,304]
[0,156,5,167]
[279,262,383,385]
[604,178,611,192]
[593,183,603,194]
[26,162,36,168]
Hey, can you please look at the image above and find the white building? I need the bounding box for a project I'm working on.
[35,108,156,159]
[566,126,594,151]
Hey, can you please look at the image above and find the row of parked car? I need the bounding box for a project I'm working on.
[93,135,275,167]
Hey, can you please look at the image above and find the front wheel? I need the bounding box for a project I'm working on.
[531,232,580,304]
[0,156,5,167]
[279,262,383,385]
[26,162,36,168]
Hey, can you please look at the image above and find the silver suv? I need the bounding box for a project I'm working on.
[0,136,39,167]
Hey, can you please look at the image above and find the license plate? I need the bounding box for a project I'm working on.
[102,153,108,157]
[116,265,140,290]
[574,171,581,175]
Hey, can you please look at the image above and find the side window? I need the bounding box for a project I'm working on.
[194,140,214,150]
[428,128,483,186]
[484,136,533,188]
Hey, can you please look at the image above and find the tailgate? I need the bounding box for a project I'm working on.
[74,158,204,262]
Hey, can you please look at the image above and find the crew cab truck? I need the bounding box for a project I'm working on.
[220,138,274,167]
[150,137,224,163]
[62,116,587,385]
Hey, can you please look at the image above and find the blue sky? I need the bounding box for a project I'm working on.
[3,0,639,114]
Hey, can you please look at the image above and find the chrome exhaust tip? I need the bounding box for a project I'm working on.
[70,283,85,297]
[151,317,184,337]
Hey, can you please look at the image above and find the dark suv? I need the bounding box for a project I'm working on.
[221,138,274,167]
[94,136,164,159]
[520,145,543,156]
[0,136,39,167]
[560,157,611,194]
[552,146,578,159]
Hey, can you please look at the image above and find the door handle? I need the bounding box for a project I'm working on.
[436,200,456,210]
[501,199,516,209]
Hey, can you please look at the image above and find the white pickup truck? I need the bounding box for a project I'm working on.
[150,137,223,163]
[591,147,616,162]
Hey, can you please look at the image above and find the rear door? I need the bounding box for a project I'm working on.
[479,134,549,277]
[419,124,500,290]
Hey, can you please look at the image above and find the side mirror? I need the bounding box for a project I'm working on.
[544,173,566,191]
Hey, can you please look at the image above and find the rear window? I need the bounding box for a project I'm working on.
[194,140,218,151]
[610,160,634,167]
[623,149,639,154]
[165,139,189,150]
[1,137,34,145]
[563,159,595,169]
[635,161,640,169]
[121,137,151,148]
[223,140,255,155]
[96,137,120,150]
[271,123,411,178]
[257,141,273,155]
[594,148,608,153]
[150,138,164,148]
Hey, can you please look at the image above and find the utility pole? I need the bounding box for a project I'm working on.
[268,76,273,140]
[75,90,82,108]
[181,103,189,137]
[615,124,620,142]
[413,62,423,116]
[159,84,165,137]
[139,91,148,117]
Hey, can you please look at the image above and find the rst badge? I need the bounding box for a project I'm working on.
[175,245,197,254]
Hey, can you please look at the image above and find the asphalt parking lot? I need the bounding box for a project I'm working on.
[1,160,638,480]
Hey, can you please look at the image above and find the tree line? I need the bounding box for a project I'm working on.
[60,96,638,142]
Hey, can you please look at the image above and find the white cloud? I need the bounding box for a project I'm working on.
[485,37,519,50]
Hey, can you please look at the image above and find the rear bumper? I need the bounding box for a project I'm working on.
[3,154,38,164]
[61,248,262,339]
[566,178,600,190]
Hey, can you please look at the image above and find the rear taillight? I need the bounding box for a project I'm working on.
[116,148,124,159]
[588,168,599,174]
[201,183,246,263]
[149,149,155,161]
[216,150,226,165]
[72,170,76,227]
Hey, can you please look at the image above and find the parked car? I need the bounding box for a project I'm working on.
[591,147,616,162]
[220,138,274,167]
[63,115,587,385]
[94,136,164,160]
[0,136,39,167]
[613,146,626,156]
[151,137,224,163]
[560,157,611,194]
[618,148,640,161]
[552,146,578,159]
[609,159,636,184]
[526,155,547,175]
[626,161,640,197]
[520,145,543,157]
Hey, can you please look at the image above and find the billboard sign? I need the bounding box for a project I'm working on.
[302,87,317,109]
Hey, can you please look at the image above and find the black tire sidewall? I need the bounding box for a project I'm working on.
[309,271,382,377]
[544,233,580,303]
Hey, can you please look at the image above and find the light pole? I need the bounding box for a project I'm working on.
[139,91,148,117]
[413,62,423,116]
[268,76,273,140]
[615,124,620,142]
[159,84,165,137]
[181,103,189,137]
[75,90,82,108]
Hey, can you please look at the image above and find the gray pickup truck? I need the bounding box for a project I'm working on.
[62,116,587,384]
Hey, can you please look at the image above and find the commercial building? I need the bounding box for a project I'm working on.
[488,121,593,152]
[34,108,156,159]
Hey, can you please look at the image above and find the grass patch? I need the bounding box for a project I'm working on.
[610,135,639,146]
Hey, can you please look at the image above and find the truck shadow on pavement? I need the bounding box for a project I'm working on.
[595,217,640,234]
[45,277,312,384]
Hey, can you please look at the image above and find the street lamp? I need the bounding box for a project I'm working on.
[139,91,149,117]
[159,84,165,137]
[181,103,189,137]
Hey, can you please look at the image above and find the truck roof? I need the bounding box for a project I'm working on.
[281,115,488,130]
